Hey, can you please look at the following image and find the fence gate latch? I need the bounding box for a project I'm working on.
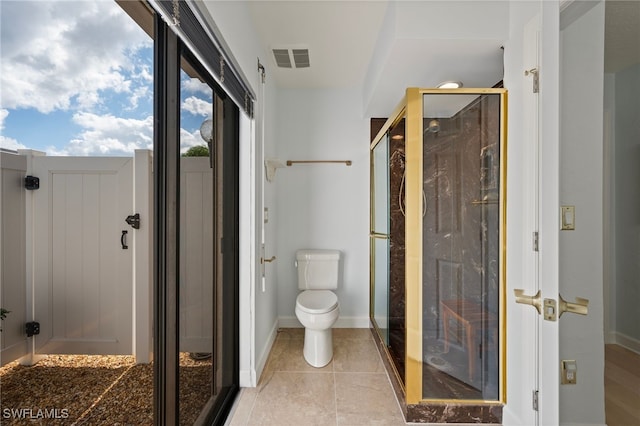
[26,321,40,337]
[25,176,40,190]
[125,213,140,229]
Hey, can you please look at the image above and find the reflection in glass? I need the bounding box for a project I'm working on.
[422,93,501,400]
[179,65,214,424]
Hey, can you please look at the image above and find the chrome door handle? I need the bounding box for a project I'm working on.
[514,289,542,314]
[261,256,276,264]
[558,294,589,317]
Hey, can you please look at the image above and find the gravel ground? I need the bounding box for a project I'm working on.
[0,354,211,425]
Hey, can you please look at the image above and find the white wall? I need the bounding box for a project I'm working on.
[559,2,605,424]
[603,72,615,344]
[612,61,640,350]
[275,87,370,327]
[202,0,279,386]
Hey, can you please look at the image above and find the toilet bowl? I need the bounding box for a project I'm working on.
[295,290,340,367]
[294,249,341,368]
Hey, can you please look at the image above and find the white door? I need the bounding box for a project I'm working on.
[32,156,134,355]
[0,153,29,366]
[537,2,561,424]
[505,2,561,424]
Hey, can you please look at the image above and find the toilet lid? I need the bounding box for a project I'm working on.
[296,290,338,314]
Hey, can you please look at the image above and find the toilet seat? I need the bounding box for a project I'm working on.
[296,290,338,314]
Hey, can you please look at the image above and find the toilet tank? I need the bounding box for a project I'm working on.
[296,249,341,290]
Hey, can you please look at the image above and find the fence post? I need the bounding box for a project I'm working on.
[134,149,153,363]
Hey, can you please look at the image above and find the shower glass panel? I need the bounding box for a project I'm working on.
[421,92,502,401]
[371,88,506,410]
[387,118,406,380]
[371,136,390,345]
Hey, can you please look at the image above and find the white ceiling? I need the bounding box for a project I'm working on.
[247,1,505,117]
[246,1,638,117]
[247,1,389,89]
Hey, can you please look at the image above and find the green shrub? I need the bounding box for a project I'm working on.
[183,145,210,157]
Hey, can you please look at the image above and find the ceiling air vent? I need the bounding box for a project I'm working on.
[272,49,292,68]
[272,47,310,69]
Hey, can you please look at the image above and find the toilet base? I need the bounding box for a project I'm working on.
[303,328,333,368]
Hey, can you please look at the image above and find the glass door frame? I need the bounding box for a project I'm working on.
[153,13,240,424]
[369,87,508,406]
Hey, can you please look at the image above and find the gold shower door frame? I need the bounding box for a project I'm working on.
[369,87,508,406]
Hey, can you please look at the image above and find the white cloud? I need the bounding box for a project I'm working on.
[0,109,26,151]
[48,112,153,156]
[45,111,205,156]
[182,96,213,117]
[180,128,208,154]
[182,78,211,95]
[0,1,152,113]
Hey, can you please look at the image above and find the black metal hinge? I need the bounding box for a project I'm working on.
[25,176,39,190]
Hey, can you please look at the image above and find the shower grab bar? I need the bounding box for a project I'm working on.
[286,160,352,166]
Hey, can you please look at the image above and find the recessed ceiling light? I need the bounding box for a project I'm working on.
[437,81,463,89]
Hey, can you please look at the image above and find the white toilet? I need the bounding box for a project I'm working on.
[294,249,341,368]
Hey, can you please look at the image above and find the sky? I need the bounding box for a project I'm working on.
[0,0,212,156]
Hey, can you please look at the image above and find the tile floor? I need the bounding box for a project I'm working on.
[227,328,407,425]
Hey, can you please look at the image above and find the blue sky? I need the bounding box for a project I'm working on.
[0,0,211,156]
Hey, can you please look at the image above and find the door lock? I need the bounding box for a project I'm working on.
[558,294,589,317]
[514,289,589,320]
[514,289,542,314]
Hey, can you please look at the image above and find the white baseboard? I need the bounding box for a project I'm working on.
[560,423,606,426]
[240,319,279,388]
[255,319,279,383]
[611,331,640,354]
[239,369,254,388]
[277,316,370,329]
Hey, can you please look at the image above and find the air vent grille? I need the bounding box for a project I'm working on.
[272,47,310,69]
[272,49,292,68]
[292,49,310,68]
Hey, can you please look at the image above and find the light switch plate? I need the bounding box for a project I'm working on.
[561,359,577,384]
[561,206,575,230]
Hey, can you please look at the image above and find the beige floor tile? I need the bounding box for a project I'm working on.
[335,373,404,426]
[276,328,305,339]
[247,371,337,425]
[228,387,259,426]
[266,331,333,373]
[333,338,385,373]
[333,328,373,340]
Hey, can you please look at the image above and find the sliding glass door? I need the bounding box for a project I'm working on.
[154,13,239,425]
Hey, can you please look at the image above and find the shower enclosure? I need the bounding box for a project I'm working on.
[370,88,506,423]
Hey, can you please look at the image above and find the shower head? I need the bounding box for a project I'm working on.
[426,119,440,133]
